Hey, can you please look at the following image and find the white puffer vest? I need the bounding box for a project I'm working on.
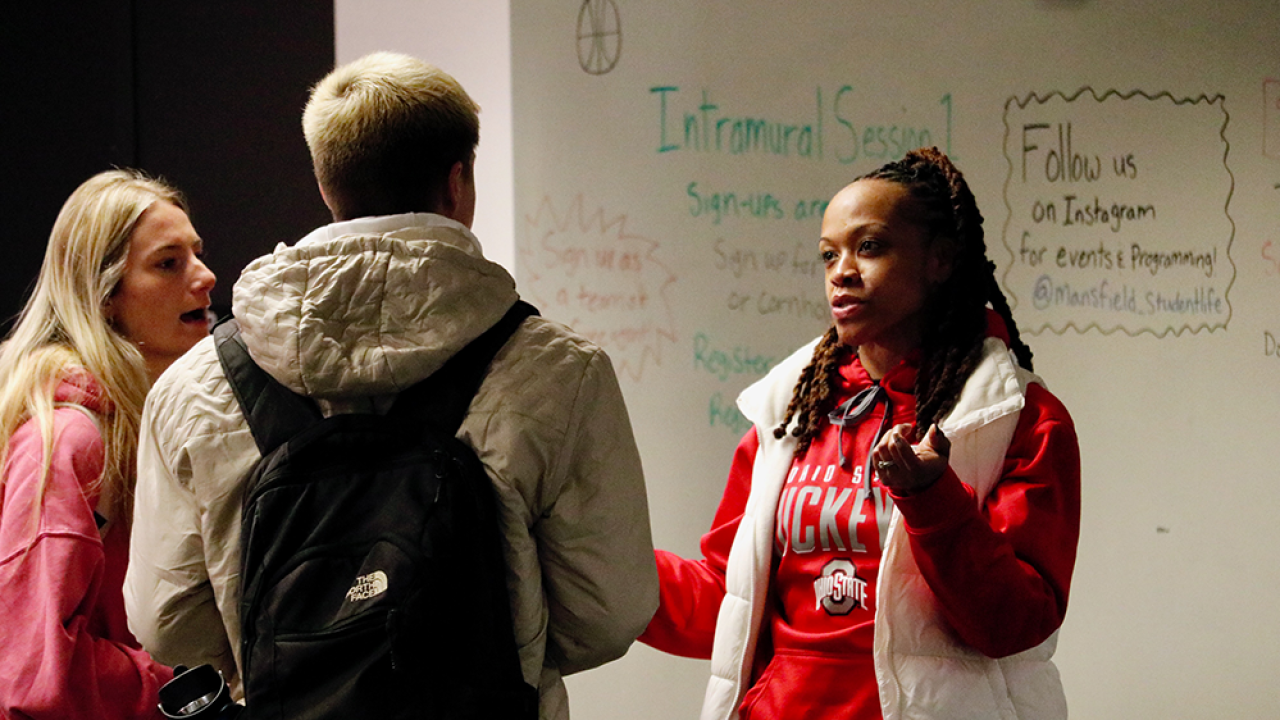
[702,337,1066,720]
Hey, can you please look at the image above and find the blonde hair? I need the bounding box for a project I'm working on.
[303,51,480,220]
[0,169,185,531]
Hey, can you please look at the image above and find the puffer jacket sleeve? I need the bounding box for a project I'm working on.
[536,347,659,675]
[0,410,172,719]
[124,372,240,692]
[639,428,757,658]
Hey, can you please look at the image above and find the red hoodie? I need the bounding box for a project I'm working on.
[0,373,173,719]
[642,325,1080,720]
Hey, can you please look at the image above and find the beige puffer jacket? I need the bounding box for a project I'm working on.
[124,213,658,720]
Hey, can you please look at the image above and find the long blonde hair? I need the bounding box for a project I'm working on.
[0,169,186,529]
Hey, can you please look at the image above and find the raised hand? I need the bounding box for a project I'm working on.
[870,423,950,494]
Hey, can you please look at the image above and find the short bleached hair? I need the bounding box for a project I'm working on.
[303,51,480,220]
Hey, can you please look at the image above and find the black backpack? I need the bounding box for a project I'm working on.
[214,301,540,720]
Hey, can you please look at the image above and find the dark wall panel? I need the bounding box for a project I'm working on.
[0,1,334,331]
[0,3,137,330]
[132,2,334,314]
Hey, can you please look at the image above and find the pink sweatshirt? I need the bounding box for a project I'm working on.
[0,374,172,719]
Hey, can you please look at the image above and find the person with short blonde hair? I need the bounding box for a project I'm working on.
[126,52,657,719]
[0,169,216,719]
[302,50,481,221]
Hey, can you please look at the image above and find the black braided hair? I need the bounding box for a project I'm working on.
[774,147,1034,448]
[771,327,848,456]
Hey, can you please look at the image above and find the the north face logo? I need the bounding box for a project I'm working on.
[345,570,389,602]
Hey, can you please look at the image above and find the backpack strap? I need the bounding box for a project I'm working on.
[214,301,539,453]
[214,317,323,455]
[388,300,537,435]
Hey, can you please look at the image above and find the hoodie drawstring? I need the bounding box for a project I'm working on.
[827,383,894,484]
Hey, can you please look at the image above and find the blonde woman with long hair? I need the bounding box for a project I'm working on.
[0,169,215,719]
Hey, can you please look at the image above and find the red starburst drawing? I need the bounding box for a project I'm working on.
[520,195,678,381]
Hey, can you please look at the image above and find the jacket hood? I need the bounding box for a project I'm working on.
[231,213,518,398]
[54,369,110,414]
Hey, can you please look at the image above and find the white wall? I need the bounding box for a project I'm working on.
[333,0,515,271]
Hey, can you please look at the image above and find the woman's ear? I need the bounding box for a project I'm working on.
[926,236,959,286]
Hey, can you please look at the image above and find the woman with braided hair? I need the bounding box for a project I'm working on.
[641,147,1080,720]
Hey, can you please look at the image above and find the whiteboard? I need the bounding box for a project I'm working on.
[510,1,1280,718]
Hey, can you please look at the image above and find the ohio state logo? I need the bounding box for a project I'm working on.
[813,558,868,616]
